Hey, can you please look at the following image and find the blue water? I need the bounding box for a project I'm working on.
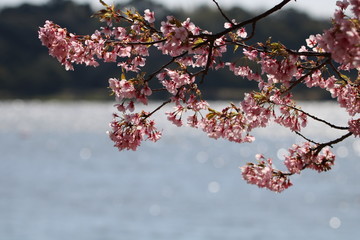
[0,100,359,239]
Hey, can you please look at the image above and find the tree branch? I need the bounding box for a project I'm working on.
[200,0,293,39]
[281,103,349,130]
[212,0,232,24]
[314,132,353,153]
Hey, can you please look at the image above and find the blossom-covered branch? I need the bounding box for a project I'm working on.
[39,0,360,192]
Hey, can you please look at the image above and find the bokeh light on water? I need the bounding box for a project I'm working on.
[0,100,359,240]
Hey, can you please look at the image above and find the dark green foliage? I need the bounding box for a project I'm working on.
[0,0,331,100]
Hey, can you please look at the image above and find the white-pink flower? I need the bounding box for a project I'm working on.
[144,9,155,23]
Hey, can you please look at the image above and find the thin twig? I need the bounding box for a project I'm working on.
[144,99,172,118]
[212,0,232,24]
[328,60,350,83]
[145,51,188,82]
[199,0,292,40]
[200,41,214,83]
[242,22,257,41]
[283,57,330,94]
[281,103,349,130]
[314,132,353,154]
[295,131,319,144]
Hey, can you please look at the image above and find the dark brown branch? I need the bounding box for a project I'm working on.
[145,51,188,82]
[295,131,319,145]
[199,0,293,40]
[286,49,331,58]
[212,0,232,24]
[242,22,257,41]
[328,60,350,83]
[280,131,353,176]
[144,99,172,118]
[116,39,166,46]
[314,132,353,153]
[229,41,330,58]
[200,41,214,83]
[281,103,349,130]
[283,57,330,94]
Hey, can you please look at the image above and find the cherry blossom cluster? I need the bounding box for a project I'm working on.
[241,142,335,192]
[284,142,335,174]
[39,0,360,192]
[107,111,161,151]
[240,154,292,193]
[38,20,100,70]
[317,0,360,68]
[349,118,360,137]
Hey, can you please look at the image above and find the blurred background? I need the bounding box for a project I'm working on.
[1,1,359,239]
[0,0,336,100]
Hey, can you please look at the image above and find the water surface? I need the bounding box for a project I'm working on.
[0,100,359,239]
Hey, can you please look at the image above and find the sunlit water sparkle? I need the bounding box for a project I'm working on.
[0,100,359,240]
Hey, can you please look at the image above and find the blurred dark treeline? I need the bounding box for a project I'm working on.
[0,0,332,100]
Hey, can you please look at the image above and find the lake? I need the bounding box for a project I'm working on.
[0,100,359,239]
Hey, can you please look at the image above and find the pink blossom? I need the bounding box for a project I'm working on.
[240,157,292,193]
[243,48,258,61]
[317,1,360,68]
[284,142,336,174]
[187,114,199,128]
[224,19,237,29]
[236,27,247,38]
[113,27,127,40]
[160,17,175,35]
[350,0,360,18]
[108,112,162,151]
[308,147,336,172]
[306,35,317,48]
[284,142,312,174]
[337,0,350,10]
[39,1,360,193]
[109,78,137,101]
[158,69,194,95]
[298,45,308,60]
[349,118,360,137]
[330,83,360,116]
[166,108,183,127]
[182,18,197,34]
[241,93,273,130]
[144,9,155,23]
[259,53,298,84]
[186,96,209,112]
[199,105,255,143]
[38,21,101,70]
